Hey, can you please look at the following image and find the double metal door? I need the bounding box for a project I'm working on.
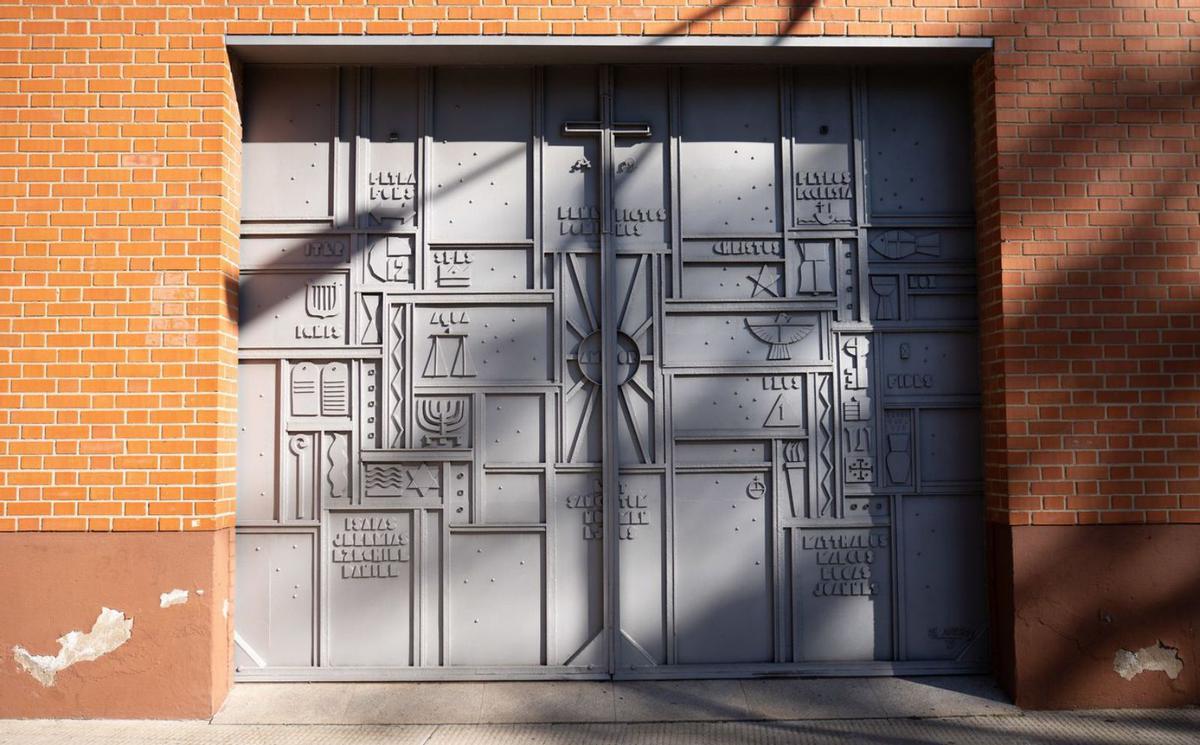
[235,63,987,679]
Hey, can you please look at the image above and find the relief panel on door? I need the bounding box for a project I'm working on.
[236,63,984,679]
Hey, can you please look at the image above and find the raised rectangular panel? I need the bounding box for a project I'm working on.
[680,68,781,235]
[240,235,350,270]
[665,311,824,368]
[241,66,335,224]
[327,511,414,666]
[552,471,604,665]
[422,511,445,664]
[673,472,772,664]
[901,496,987,662]
[867,66,973,220]
[363,460,444,506]
[674,440,771,465]
[682,262,785,301]
[682,237,784,264]
[413,304,552,385]
[672,374,806,436]
[918,408,982,485]
[483,392,546,464]
[447,462,473,525]
[867,228,976,265]
[414,395,472,449]
[880,332,980,398]
[612,66,671,250]
[431,67,532,243]
[428,246,534,292]
[235,531,315,668]
[907,274,979,323]
[361,67,419,230]
[361,234,415,288]
[617,472,666,667]
[238,362,278,523]
[239,271,348,348]
[543,66,601,252]
[448,531,544,666]
[791,68,855,228]
[482,471,544,524]
[793,527,893,662]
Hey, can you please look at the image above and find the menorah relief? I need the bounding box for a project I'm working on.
[416,397,469,448]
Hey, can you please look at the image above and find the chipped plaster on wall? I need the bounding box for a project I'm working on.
[160,589,189,608]
[11,608,134,687]
[1114,642,1184,682]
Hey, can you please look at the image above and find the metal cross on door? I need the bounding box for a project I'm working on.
[235,62,986,681]
[560,68,659,673]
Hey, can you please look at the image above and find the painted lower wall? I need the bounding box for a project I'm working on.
[994,524,1199,709]
[3,524,1197,716]
[0,530,233,719]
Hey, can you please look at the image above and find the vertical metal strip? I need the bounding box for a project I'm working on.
[532,67,545,290]
[667,67,682,299]
[851,66,870,230]
[413,503,425,665]
[781,66,796,270]
[663,374,677,666]
[774,64,793,663]
[662,67,681,667]
[533,66,556,666]
[598,64,621,676]
[417,67,432,291]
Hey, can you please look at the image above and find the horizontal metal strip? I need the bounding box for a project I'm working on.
[236,666,609,682]
[227,35,993,66]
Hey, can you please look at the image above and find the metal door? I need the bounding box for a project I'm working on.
[235,63,986,680]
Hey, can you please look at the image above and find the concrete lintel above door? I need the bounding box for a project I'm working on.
[225,35,993,66]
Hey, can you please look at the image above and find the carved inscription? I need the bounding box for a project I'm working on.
[433,250,472,288]
[557,205,667,237]
[566,480,649,540]
[331,516,410,579]
[712,239,781,257]
[794,170,852,226]
[305,240,346,259]
[762,375,802,428]
[367,170,415,225]
[801,531,888,597]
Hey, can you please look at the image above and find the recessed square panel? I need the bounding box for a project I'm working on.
[431,67,532,242]
[448,531,544,666]
[241,66,335,224]
[680,67,781,235]
[484,393,545,464]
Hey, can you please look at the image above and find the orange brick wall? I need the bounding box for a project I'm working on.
[0,0,1196,532]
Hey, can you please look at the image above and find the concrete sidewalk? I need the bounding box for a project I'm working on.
[2,677,1197,744]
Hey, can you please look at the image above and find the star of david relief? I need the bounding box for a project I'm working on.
[562,251,655,464]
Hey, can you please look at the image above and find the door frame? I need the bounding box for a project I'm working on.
[230,40,994,682]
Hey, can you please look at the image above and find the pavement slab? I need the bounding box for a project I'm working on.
[2,711,1199,745]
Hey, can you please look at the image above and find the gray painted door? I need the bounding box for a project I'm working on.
[235,63,986,680]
